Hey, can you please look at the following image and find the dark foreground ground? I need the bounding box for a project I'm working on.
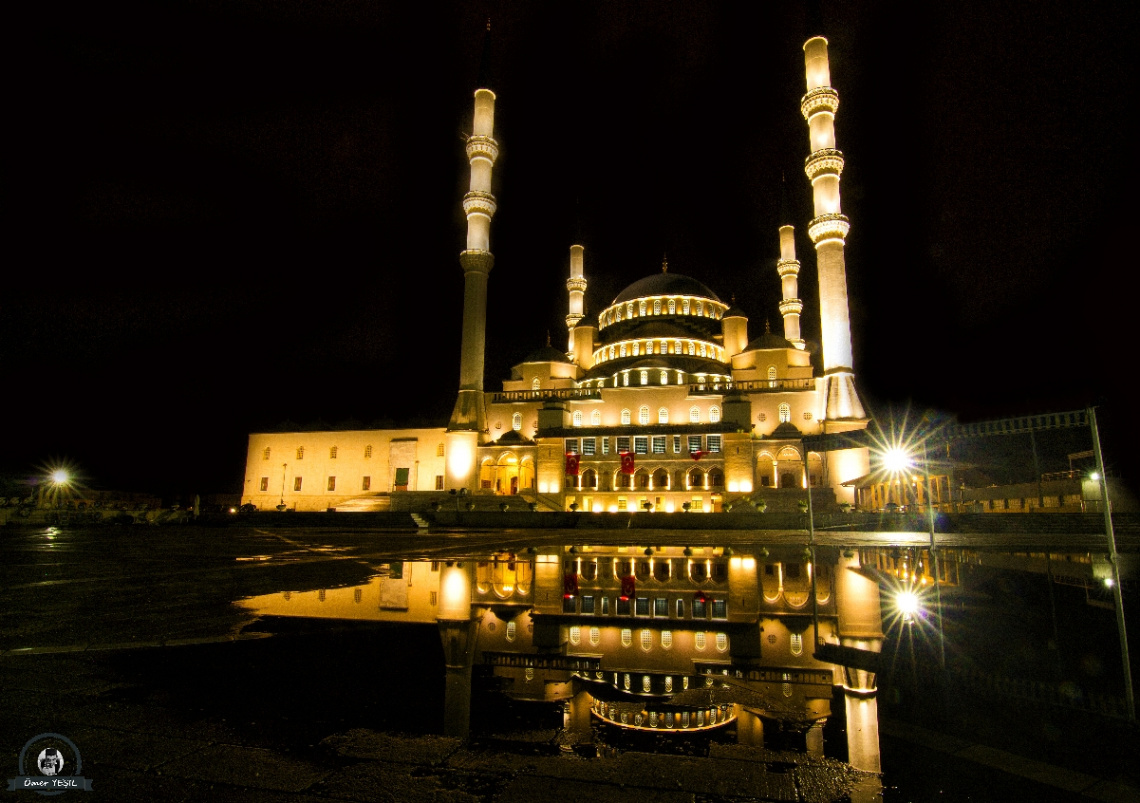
[1,523,1137,801]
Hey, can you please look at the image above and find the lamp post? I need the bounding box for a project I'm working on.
[277,463,288,511]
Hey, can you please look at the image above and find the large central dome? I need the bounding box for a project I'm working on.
[611,273,722,305]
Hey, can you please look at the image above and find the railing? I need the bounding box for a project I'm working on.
[688,378,816,394]
[491,388,603,403]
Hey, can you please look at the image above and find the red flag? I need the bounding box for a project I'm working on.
[565,453,580,476]
[620,452,635,474]
[620,575,635,600]
[690,450,704,461]
[563,572,579,598]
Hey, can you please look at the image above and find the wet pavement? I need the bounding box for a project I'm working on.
[2,523,1138,801]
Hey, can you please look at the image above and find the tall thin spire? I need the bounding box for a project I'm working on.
[802,19,864,419]
[777,173,805,350]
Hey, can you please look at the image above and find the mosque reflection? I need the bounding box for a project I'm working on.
[241,545,887,772]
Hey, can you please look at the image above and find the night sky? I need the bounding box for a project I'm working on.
[6,1,1134,500]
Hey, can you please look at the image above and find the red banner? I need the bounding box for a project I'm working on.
[563,572,579,597]
[565,453,580,476]
[690,450,704,461]
[620,575,635,600]
[620,452,635,474]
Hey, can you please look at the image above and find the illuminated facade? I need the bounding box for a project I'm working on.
[241,22,869,513]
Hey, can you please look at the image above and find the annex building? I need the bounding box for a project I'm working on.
[242,22,870,514]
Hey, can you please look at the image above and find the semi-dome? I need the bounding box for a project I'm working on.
[612,273,722,305]
[519,345,571,364]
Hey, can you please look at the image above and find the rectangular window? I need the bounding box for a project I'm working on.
[654,598,668,617]
[634,436,648,455]
[651,436,666,454]
[582,437,596,456]
[692,598,707,618]
[688,435,703,453]
[437,443,445,457]
[617,436,631,453]
[673,435,681,453]
[635,597,650,616]
[435,475,444,490]
[617,497,627,511]
[327,476,336,491]
[706,434,722,453]
[429,591,438,606]
[565,438,579,454]
[601,596,610,615]
[294,477,303,492]
[581,595,595,614]
[362,476,371,491]
[675,599,685,618]
[617,598,631,616]
[691,496,703,511]
[602,437,610,455]
[563,596,577,613]
[712,599,727,619]
[259,477,269,492]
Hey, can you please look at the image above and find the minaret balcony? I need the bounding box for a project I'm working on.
[804,148,844,180]
[692,378,815,395]
[800,86,839,120]
[566,313,584,328]
[459,250,495,274]
[465,134,500,163]
[779,298,803,316]
[776,258,801,278]
[808,213,850,245]
[566,277,587,293]
[463,190,498,218]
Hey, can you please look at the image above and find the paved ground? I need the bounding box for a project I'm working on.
[2,523,1137,801]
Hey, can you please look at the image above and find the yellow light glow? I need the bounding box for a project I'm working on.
[740,481,753,493]
[51,470,70,485]
[728,481,739,493]
[538,482,549,493]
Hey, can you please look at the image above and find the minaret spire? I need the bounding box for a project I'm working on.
[566,244,595,369]
[802,19,865,419]
[777,174,806,350]
[446,25,500,489]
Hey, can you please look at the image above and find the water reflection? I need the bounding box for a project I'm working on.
[241,545,884,773]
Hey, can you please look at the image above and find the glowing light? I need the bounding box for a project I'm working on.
[1090,471,1101,482]
[1105,577,1115,588]
[51,469,70,485]
[882,448,911,473]
[896,590,920,622]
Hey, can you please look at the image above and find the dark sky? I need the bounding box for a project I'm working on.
[5,0,1135,499]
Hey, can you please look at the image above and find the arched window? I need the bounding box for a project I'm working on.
[661,631,673,649]
[263,447,271,460]
[709,406,720,423]
[616,306,623,321]
[660,370,668,385]
[506,620,517,641]
[622,371,630,386]
[590,627,601,645]
[653,300,661,314]
[364,444,372,458]
[699,343,706,357]
[683,299,690,314]
[573,410,583,427]
[621,409,631,425]
[437,443,445,456]
[768,365,777,383]
[639,300,647,316]
[661,340,668,354]
[640,370,648,385]
[296,447,305,460]
[569,626,581,645]
[532,377,541,391]
[695,632,706,650]
[645,340,653,354]
[696,301,704,316]
[687,342,695,355]
[639,406,650,425]
[640,630,652,651]
[621,628,632,647]
[668,299,676,314]
[582,469,597,489]
[627,302,634,317]
[591,410,601,425]
[330,446,338,459]
[658,407,669,424]
[779,403,791,423]
[620,343,627,357]
[690,406,700,423]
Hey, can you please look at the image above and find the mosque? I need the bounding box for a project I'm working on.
[241,21,870,514]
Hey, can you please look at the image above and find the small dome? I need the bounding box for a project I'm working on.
[520,346,571,364]
[612,273,721,305]
[744,321,791,350]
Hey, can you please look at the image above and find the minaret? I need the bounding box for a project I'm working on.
[801,22,865,420]
[566,244,596,369]
[777,177,806,350]
[446,25,499,490]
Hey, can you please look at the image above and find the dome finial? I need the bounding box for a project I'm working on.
[661,253,668,274]
[546,330,551,347]
[765,319,772,334]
